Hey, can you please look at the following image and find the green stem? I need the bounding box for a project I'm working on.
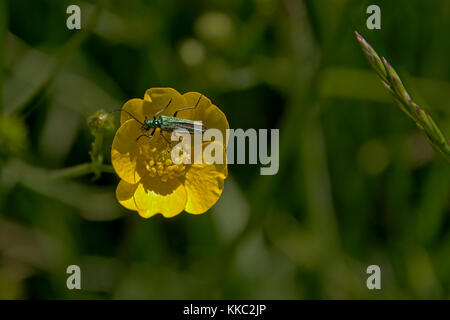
[50,163,114,180]
[356,31,450,162]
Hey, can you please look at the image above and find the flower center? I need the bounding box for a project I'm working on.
[144,145,186,182]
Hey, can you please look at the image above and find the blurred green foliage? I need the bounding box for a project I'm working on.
[0,0,449,299]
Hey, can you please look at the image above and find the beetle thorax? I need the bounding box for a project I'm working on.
[142,116,159,130]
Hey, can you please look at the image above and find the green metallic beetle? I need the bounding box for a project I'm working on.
[119,95,206,143]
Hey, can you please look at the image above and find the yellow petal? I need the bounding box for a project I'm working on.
[116,180,139,210]
[120,98,144,125]
[183,92,229,145]
[181,91,212,116]
[111,119,144,184]
[184,162,227,214]
[135,176,188,218]
[144,88,188,117]
[201,142,228,177]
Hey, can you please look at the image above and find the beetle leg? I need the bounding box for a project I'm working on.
[135,128,156,142]
[136,134,152,142]
[159,131,173,151]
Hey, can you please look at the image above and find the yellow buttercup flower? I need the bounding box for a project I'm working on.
[111,88,229,218]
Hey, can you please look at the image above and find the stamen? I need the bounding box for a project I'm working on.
[143,144,187,181]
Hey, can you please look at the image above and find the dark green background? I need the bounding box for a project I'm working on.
[0,0,449,299]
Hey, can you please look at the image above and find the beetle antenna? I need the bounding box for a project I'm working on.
[195,94,202,106]
[110,109,145,126]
